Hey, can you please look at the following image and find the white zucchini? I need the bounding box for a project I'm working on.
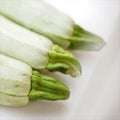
[0,15,81,77]
[0,54,31,106]
[0,93,29,107]
[0,54,70,107]
[0,54,31,96]
[0,0,105,50]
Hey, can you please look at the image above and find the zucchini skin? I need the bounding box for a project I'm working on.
[0,92,29,107]
[0,15,82,77]
[0,15,53,69]
[0,0,74,43]
[0,54,31,106]
[0,54,31,97]
[0,0,105,51]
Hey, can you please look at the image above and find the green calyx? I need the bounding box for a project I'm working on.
[46,45,82,77]
[29,71,70,101]
[68,24,106,51]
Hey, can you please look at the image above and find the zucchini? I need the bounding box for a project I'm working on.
[0,15,81,77]
[0,54,70,107]
[0,0,105,50]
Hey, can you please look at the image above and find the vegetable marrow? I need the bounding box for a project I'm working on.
[0,54,70,107]
[0,0,105,50]
[0,15,81,77]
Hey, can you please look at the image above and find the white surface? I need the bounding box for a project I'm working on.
[0,0,120,120]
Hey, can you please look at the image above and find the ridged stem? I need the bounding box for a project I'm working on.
[29,71,70,101]
[46,45,82,77]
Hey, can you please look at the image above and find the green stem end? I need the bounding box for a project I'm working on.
[46,45,82,77]
[68,24,106,51]
[29,71,70,101]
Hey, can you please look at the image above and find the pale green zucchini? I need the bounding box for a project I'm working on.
[0,93,29,107]
[0,0,105,50]
[0,15,81,77]
[0,54,70,107]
